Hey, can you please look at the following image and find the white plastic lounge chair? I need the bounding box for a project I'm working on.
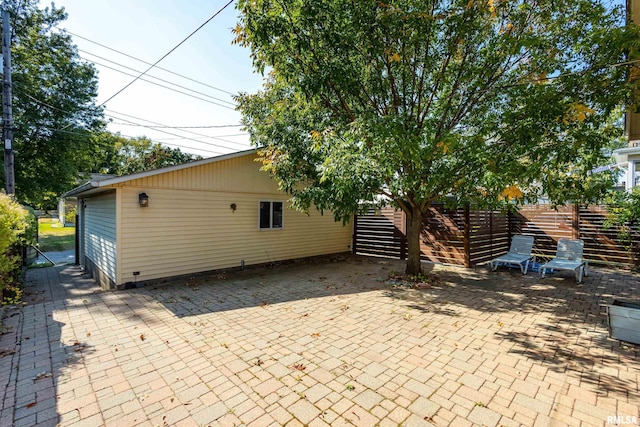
[490,235,535,275]
[540,238,589,283]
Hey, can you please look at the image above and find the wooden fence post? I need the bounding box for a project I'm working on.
[572,204,580,240]
[352,213,358,254]
[463,204,471,268]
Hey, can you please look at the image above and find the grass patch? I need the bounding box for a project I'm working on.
[28,261,54,269]
[38,218,75,252]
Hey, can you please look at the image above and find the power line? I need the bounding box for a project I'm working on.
[104,108,250,147]
[12,84,248,154]
[107,122,244,129]
[53,126,223,156]
[79,48,236,106]
[55,28,237,96]
[104,109,250,150]
[85,56,236,110]
[151,133,248,140]
[99,0,235,106]
[104,111,249,151]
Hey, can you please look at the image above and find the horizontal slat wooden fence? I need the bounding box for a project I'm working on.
[354,204,639,269]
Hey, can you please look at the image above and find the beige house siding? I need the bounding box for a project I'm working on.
[83,191,117,284]
[117,187,351,284]
[111,154,280,193]
[103,153,351,285]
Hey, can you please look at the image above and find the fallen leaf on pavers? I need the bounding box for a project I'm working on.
[33,371,52,381]
[291,363,306,371]
[255,359,264,366]
[86,332,91,337]
[340,305,349,312]
[140,334,145,341]
[300,313,309,318]
[497,321,504,327]
[25,402,37,408]
[346,384,355,391]
[0,348,16,357]
[424,415,436,424]
[259,301,269,308]
[311,333,320,338]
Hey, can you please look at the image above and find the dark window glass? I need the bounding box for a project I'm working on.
[259,201,271,229]
[272,202,283,228]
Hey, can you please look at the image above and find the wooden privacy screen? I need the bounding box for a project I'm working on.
[354,204,639,268]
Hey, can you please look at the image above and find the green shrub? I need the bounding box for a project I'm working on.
[64,205,77,225]
[0,193,37,303]
[604,188,640,267]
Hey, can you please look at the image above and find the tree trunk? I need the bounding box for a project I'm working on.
[405,208,424,275]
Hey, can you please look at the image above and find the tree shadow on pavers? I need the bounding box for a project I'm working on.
[381,262,640,397]
[495,326,637,398]
[32,265,169,328]
[127,255,401,319]
[11,301,95,426]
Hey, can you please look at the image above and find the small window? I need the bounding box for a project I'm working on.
[259,201,283,229]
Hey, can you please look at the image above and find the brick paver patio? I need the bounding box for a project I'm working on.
[0,255,638,426]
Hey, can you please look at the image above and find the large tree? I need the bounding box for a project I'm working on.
[235,0,637,274]
[92,133,202,176]
[1,0,103,208]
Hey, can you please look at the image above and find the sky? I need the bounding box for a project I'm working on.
[38,0,265,157]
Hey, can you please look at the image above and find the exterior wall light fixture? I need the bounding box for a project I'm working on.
[138,192,149,208]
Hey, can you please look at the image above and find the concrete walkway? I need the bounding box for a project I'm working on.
[0,256,638,426]
[32,250,75,266]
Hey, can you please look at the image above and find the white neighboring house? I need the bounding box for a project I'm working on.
[613,144,640,191]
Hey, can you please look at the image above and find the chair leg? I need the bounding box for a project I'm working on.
[576,267,583,283]
[541,267,546,278]
[584,261,589,277]
[522,260,529,275]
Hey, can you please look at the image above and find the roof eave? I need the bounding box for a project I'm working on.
[61,148,258,198]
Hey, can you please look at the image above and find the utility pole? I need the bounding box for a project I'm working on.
[2,8,14,196]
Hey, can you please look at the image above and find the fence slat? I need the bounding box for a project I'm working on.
[355,204,639,269]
